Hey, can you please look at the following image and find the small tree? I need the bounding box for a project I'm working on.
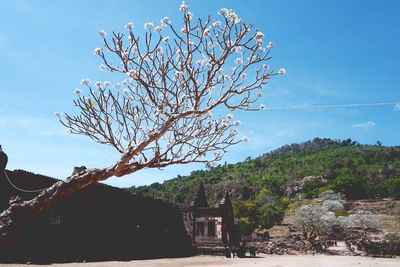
[295,205,333,241]
[348,210,379,230]
[0,1,284,247]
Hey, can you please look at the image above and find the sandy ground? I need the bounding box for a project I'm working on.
[1,254,399,267]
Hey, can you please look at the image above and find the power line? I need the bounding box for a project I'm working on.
[264,102,399,110]
[4,170,48,193]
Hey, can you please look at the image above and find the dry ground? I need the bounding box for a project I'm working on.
[1,255,399,267]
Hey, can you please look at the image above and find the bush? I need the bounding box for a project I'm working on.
[385,178,400,199]
[334,210,348,217]
[301,179,325,198]
[322,200,344,212]
[319,190,344,202]
[258,203,285,228]
[331,175,367,199]
[385,233,400,242]
[366,182,388,198]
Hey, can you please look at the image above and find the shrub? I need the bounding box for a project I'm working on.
[348,210,379,230]
[331,175,367,199]
[385,178,400,199]
[258,203,285,228]
[301,179,325,198]
[385,233,400,242]
[322,200,344,212]
[334,210,348,217]
[319,190,344,202]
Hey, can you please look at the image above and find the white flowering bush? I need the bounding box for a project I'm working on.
[348,210,379,230]
[322,200,344,212]
[295,205,333,240]
[319,190,345,202]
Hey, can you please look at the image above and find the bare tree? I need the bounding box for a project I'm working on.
[0,2,284,247]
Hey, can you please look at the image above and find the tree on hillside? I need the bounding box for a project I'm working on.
[0,1,284,247]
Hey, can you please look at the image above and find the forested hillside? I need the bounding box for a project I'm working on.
[127,138,400,232]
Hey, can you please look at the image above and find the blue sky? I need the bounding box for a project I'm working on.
[0,0,399,187]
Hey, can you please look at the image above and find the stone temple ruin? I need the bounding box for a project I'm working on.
[180,182,240,254]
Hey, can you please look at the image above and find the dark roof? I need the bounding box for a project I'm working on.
[219,191,232,209]
[191,181,208,208]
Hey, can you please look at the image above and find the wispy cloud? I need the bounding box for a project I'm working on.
[395,102,400,111]
[352,121,376,130]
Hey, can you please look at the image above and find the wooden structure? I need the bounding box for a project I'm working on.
[0,147,192,263]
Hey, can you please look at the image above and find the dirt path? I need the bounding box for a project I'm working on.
[1,254,399,267]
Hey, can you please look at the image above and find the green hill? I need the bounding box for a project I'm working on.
[127,138,400,232]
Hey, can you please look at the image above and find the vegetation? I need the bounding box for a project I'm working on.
[128,138,400,233]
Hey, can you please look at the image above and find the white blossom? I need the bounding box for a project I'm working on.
[95,81,101,87]
[81,79,90,85]
[234,46,242,53]
[218,8,229,16]
[125,22,134,30]
[161,17,171,27]
[123,88,129,94]
[128,70,138,79]
[267,42,274,49]
[257,92,263,97]
[186,11,193,20]
[144,22,154,30]
[255,31,264,40]
[226,113,234,120]
[54,111,60,116]
[74,88,81,94]
[175,70,184,77]
[224,75,232,81]
[179,1,188,12]
[162,36,170,42]
[231,129,238,135]
[212,21,222,28]
[278,68,286,75]
[154,26,162,33]
[181,27,189,34]
[234,120,241,126]
[156,47,163,56]
[203,28,210,38]
[93,48,102,55]
[234,57,243,65]
[242,136,249,143]
[99,30,107,37]
[260,104,266,109]
[241,73,247,79]
[99,64,106,71]
[103,81,110,87]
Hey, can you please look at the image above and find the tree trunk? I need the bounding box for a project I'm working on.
[0,166,116,249]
